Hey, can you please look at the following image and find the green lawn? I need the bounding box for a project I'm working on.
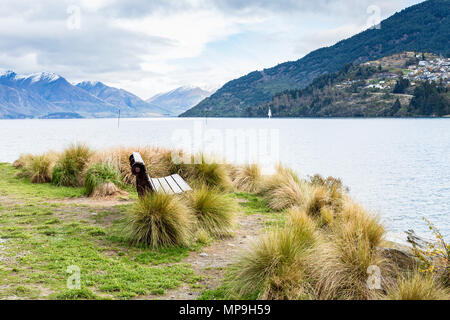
[0,163,201,299]
[0,163,276,300]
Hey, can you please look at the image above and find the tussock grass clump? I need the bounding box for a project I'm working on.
[62,143,92,172]
[52,143,92,187]
[231,164,262,193]
[311,201,386,300]
[385,271,450,300]
[28,155,53,183]
[195,229,213,245]
[84,163,123,197]
[13,153,33,169]
[184,154,232,190]
[129,192,193,249]
[307,174,348,214]
[259,164,311,211]
[229,207,318,300]
[264,176,312,211]
[186,185,236,238]
[260,164,301,194]
[14,152,57,183]
[52,157,79,187]
[304,185,330,217]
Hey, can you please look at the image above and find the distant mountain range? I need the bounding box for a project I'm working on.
[146,86,212,116]
[181,0,450,117]
[76,81,170,117]
[0,70,209,118]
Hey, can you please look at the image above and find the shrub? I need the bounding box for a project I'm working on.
[228,208,318,299]
[231,164,262,193]
[129,192,193,249]
[385,271,449,300]
[186,185,236,238]
[406,218,449,288]
[84,163,123,197]
[52,143,92,187]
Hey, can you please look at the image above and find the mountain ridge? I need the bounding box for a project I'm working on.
[146,86,212,116]
[0,71,173,118]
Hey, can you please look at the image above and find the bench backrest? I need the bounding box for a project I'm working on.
[129,152,191,197]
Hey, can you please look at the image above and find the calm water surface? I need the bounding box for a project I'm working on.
[0,118,449,242]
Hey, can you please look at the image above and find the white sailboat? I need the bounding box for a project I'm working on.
[268,106,272,119]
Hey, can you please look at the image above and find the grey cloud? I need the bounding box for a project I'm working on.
[99,0,422,18]
[0,6,174,78]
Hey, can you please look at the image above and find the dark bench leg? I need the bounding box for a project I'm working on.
[129,152,154,197]
[135,171,153,197]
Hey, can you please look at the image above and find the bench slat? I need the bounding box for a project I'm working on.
[171,174,192,192]
[148,175,156,191]
[165,176,183,194]
[158,177,173,194]
[151,178,164,193]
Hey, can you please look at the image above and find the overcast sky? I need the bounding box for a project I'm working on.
[0,0,424,99]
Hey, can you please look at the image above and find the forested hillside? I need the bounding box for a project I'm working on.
[181,0,450,117]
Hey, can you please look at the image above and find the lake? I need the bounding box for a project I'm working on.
[0,117,449,242]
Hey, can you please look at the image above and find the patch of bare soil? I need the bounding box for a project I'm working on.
[143,213,267,300]
[49,196,134,207]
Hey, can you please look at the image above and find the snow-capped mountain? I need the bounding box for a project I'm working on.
[77,81,170,117]
[0,70,169,118]
[146,86,213,116]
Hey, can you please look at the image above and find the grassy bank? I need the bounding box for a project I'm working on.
[0,145,448,300]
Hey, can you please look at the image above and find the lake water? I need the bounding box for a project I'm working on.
[0,117,449,242]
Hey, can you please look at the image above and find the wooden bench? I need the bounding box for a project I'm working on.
[129,152,192,197]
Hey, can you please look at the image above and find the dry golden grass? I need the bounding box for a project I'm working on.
[311,200,386,300]
[28,155,53,183]
[259,164,311,211]
[12,153,33,169]
[51,143,93,187]
[14,151,58,183]
[129,192,194,249]
[385,271,450,300]
[229,206,319,300]
[88,146,175,185]
[185,185,236,238]
[91,182,124,198]
[266,176,312,211]
[304,185,330,217]
[180,153,232,190]
[231,164,262,193]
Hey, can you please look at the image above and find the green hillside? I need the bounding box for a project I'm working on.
[252,52,450,117]
[181,0,450,117]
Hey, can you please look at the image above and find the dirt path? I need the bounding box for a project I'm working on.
[144,213,266,300]
[48,196,134,207]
